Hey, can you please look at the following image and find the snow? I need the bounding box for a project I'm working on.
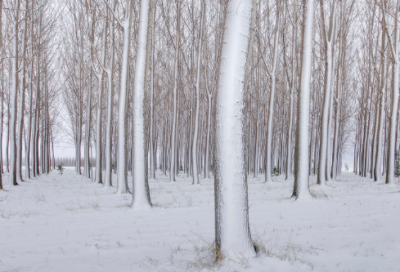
[1,170,399,271]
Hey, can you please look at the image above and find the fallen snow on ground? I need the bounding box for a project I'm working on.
[0,170,399,272]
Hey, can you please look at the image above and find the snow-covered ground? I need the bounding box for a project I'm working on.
[0,169,399,272]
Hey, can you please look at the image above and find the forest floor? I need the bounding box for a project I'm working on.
[0,169,399,272]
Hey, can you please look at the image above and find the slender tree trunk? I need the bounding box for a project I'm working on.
[6,0,21,189]
[116,0,133,194]
[265,6,280,183]
[105,0,116,187]
[170,1,180,182]
[16,1,28,182]
[317,0,336,186]
[386,0,400,185]
[192,0,204,185]
[95,23,107,184]
[375,15,386,182]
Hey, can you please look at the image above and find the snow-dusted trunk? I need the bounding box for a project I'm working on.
[16,3,28,182]
[6,0,20,189]
[286,10,296,180]
[116,0,132,194]
[375,19,387,182]
[386,0,400,185]
[84,15,96,179]
[84,81,92,178]
[318,41,332,186]
[325,62,335,181]
[205,93,212,179]
[95,27,107,184]
[132,0,153,209]
[192,0,204,185]
[214,0,255,258]
[370,91,379,179]
[292,0,314,199]
[286,83,294,180]
[331,73,341,180]
[317,0,336,186]
[149,5,155,180]
[25,3,35,180]
[0,0,2,187]
[105,0,116,188]
[32,70,39,177]
[265,8,280,183]
[170,31,179,182]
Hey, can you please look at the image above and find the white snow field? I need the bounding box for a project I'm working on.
[1,169,399,272]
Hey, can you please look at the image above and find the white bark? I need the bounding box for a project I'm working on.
[95,26,107,184]
[205,92,212,179]
[192,0,204,185]
[376,9,387,182]
[265,6,280,183]
[149,4,155,180]
[116,0,132,194]
[16,1,28,182]
[214,0,255,258]
[386,0,400,185]
[318,0,336,186]
[105,0,116,188]
[170,31,179,182]
[293,0,314,200]
[6,0,20,189]
[25,2,35,180]
[132,0,153,209]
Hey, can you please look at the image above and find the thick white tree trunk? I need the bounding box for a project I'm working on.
[214,0,255,258]
[116,0,132,194]
[132,0,153,209]
[6,0,20,189]
[293,0,314,200]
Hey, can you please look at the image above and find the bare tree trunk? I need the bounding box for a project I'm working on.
[116,0,133,194]
[16,0,28,182]
[105,0,116,187]
[265,4,280,183]
[214,0,255,258]
[132,0,153,208]
[292,0,314,199]
[317,0,336,186]
[6,0,21,189]
[385,0,400,185]
[192,0,204,185]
